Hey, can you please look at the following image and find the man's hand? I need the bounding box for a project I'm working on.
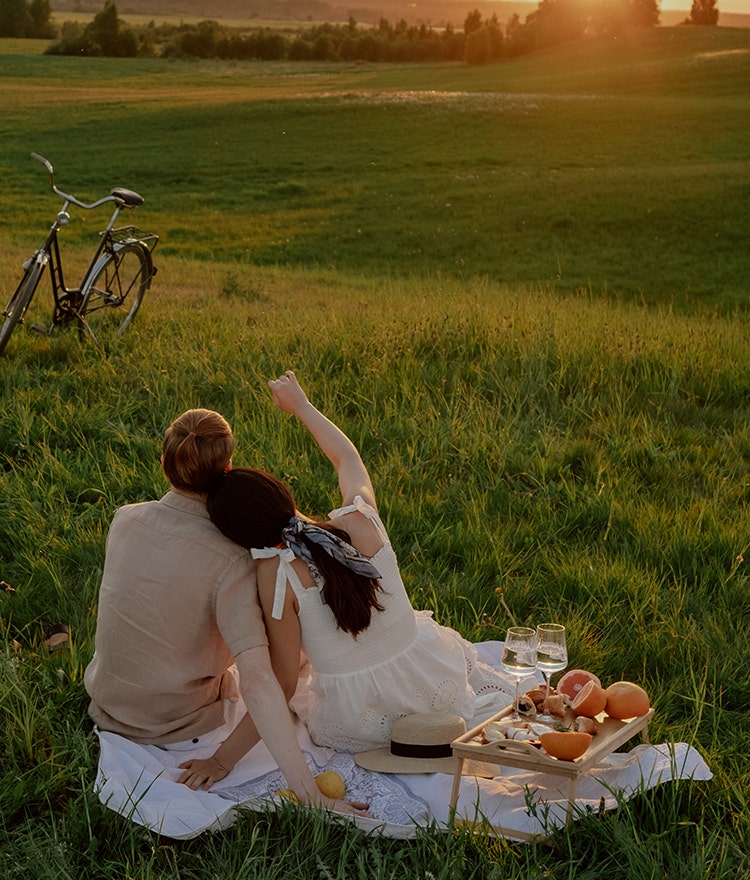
[177,757,231,791]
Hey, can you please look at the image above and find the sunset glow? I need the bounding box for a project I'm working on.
[658,0,749,10]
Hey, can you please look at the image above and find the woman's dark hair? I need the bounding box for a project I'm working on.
[207,467,384,637]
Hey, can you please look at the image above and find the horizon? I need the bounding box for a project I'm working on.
[481,0,750,16]
[657,0,749,11]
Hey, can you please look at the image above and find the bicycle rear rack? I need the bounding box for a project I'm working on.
[102,225,159,252]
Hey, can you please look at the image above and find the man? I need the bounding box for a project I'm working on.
[84,407,366,813]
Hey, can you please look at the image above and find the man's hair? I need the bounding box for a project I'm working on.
[162,409,234,493]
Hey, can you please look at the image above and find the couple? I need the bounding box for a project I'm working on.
[84,371,517,812]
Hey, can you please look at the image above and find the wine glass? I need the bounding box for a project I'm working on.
[501,626,538,723]
[535,623,568,724]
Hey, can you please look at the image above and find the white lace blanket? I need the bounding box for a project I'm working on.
[93,664,712,841]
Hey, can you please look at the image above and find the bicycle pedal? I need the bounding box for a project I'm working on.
[31,323,51,336]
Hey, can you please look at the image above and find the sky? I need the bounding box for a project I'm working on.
[659,0,750,11]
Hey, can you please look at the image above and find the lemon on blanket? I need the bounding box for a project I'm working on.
[275,788,298,802]
[315,771,346,799]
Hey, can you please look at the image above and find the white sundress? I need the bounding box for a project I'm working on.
[253,496,518,753]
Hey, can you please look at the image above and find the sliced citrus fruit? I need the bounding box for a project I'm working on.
[605,681,650,719]
[557,669,602,702]
[539,730,592,760]
[570,679,608,717]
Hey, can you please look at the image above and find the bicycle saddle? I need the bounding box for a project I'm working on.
[111,188,144,207]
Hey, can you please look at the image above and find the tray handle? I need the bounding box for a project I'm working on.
[488,738,543,757]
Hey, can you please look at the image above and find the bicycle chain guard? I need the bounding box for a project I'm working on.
[53,291,83,326]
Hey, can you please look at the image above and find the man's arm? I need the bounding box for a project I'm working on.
[178,570,302,792]
[178,712,260,790]
[181,645,368,813]
[234,645,368,813]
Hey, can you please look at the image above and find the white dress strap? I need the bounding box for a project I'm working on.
[328,494,389,544]
[250,547,306,620]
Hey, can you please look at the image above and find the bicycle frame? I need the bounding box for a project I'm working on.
[27,152,145,329]
[0,153,158,357]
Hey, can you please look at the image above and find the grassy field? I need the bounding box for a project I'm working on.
[1,26,749,879]
[1,25,749,308]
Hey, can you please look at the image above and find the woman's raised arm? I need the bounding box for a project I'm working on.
[268,371,376,510]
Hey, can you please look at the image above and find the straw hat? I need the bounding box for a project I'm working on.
[354,712,496,777]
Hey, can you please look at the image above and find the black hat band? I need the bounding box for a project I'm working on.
[390,740,453,760]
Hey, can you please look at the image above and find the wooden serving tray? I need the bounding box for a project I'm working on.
[453,706,654,777]
[448,705,655,838]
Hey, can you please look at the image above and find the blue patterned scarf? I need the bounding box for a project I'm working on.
[281,515,381,587]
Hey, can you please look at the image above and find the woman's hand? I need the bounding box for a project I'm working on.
[266,369,377,511]
[177,757,231,791]
[268,370,310,416]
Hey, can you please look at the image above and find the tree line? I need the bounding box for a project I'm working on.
[0,0,722,63]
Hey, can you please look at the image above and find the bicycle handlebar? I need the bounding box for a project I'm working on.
[31,151,120,211]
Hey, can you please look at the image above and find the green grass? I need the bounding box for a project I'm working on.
[1,26,750,879]
[2,267,749,877]
[1,25,749,308]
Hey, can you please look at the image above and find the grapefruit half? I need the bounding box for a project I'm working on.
[557,669,602,702]
[539,731,592,761]
[570,679,608,717]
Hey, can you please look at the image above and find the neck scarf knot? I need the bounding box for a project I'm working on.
[281,515,381,587]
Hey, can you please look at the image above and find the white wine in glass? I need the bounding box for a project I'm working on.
[501,626,538,723]
[536,623,568,723]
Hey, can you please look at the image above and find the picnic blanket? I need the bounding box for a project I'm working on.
[91,644,712,840]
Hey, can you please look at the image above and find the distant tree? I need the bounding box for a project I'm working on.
[377,16,392,37]
[487,14,504,58]
[689,0,719,24]
[464,23,490,63]
[504,12,533,56]
[250,30,286,59]
[178,18,221,57]
[27,0,54,38]
[0,0,32,37]
[463,8,483,35]
[524,0,587,49]
[288,36,312,59]
[441,22,465,61]
[629,0,660,26]
[353,31,379,61]
[84,1,137,56]
[310,32,332,59]
[45,1,138,56]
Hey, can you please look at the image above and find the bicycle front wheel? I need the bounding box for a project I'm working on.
[78,243,153,344]
[0,263,43,356]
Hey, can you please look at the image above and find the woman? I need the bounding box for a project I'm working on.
[206,371,519,756]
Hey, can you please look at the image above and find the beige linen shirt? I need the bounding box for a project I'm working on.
[84,490,265,745]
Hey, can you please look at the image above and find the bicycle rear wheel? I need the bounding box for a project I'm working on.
[78,243,152,344]
[0,263,42,356]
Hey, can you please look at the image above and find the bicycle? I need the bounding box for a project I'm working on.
[0,152,158,356]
